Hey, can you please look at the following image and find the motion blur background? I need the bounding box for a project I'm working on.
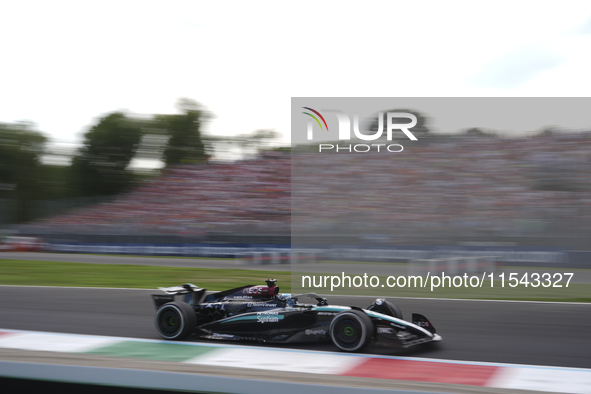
[289,97,591,296]
[291,98,591,247]
[3,97,591,277]
[2,2,591,286]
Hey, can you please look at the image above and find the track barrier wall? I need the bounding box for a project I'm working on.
[38,242,591,268]
[408,257,497,276]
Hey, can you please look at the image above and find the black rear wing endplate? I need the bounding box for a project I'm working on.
[152,283,206,309]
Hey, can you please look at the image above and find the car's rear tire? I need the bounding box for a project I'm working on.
[329,310,373,352]
[155,302,196,340]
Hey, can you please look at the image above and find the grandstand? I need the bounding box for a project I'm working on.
[25,153,291,243]
[20,132,591,249]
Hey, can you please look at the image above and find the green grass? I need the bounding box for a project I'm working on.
[0,259,291,291]
[1,259,590,302]
[82,254,235,260]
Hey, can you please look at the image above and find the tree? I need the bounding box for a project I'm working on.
[203,129,281,160]
[464,127,496,137]
[537,127,558,137]
[369,109,430,140]
[0,121,47,222]
[157,98,208,166]
[70,112,143,196]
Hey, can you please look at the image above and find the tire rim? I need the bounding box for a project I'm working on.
[157,306,183,337]
[332,316,364,349]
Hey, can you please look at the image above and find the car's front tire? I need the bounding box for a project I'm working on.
[382,300,403,320]
[367,299,403,320]
[329,310,373,352]
[155,302,196,340]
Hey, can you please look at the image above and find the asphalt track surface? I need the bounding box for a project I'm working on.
[1,285,590,369]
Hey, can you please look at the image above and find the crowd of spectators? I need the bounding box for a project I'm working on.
[293,131,591,245]
[29,131,591,246]
[32,152,291,237]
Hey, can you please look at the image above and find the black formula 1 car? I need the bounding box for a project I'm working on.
[152,280,442,352]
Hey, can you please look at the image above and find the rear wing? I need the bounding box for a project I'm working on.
[158,283,203,294]
[152,283,206,309]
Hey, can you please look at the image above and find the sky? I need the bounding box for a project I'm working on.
[2,1,591,165]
